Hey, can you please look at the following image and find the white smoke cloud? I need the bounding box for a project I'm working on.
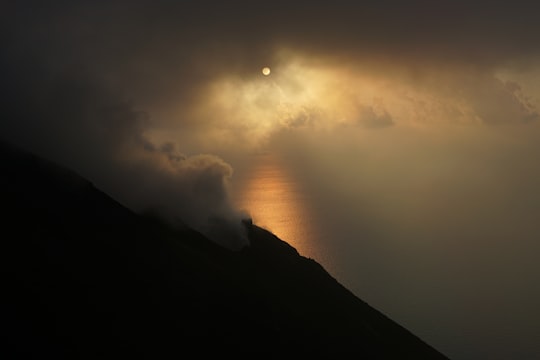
[0,65,250,250]
[120,150,250,250]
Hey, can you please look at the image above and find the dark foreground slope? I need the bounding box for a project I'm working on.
[0,142,449,359]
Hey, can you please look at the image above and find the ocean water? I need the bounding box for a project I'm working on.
[231,153,335,271]
[229,152,540,360]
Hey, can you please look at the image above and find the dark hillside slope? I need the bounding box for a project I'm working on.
[0,141,449,359]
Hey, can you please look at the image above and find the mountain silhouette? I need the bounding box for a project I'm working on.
[0,141,450,359]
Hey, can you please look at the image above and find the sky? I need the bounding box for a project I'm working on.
[2,1,540,359]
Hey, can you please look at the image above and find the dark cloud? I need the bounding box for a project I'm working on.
[471,78,540,124]
[357,105,394,129]
[6,2,540,91]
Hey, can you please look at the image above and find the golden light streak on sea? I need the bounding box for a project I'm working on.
[231,153,329,267]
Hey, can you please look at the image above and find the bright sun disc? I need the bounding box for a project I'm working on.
[262,67,271,76]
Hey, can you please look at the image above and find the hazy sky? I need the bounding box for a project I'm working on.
[2,2,540,359]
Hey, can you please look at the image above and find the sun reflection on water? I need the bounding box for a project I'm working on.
[232,154,321,262]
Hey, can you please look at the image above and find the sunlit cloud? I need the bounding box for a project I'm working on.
[152,50,540,155]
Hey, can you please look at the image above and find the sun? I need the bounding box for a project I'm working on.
[262,67,271,76]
